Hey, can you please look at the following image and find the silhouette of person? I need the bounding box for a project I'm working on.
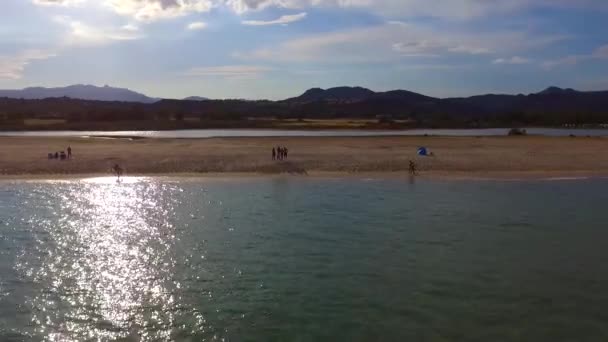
[112,164,124,181]
[67,146,72,159]
[284,147,288,159]
[409,160,417,176]
[272,147,276,160]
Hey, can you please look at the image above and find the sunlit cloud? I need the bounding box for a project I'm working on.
[542,44,608,69]
[105,0,214,22]
[182,65,273,79]
[187,21,207,30]
[225,0,608,19]
[32,0,85,6]
[235,22,561,63]
[54,16,143,45]
[242,12,307,26]
[493,56,531,64]
[0,50,57,80]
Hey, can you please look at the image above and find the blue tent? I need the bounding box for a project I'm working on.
[417,147,428,156]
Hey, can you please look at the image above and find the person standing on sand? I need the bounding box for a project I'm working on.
[409,160,417,176]
[67,146,72,159]
[284,147,288,159]
[112,164,124,181]
[272,147,276,160]
[277,146,282,160]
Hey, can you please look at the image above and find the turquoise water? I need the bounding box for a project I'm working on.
[1,177,608,341]
[0,127,607,138]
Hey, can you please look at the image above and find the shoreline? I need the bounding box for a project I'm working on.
[2,171,607,182]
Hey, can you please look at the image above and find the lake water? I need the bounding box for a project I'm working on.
[0,128,607,138]
[1,177,608,341]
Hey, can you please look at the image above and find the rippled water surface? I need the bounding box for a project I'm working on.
[1,177,608,341]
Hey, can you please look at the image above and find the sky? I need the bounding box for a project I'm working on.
[0,0,607,100]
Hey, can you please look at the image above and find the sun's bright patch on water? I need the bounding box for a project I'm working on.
[81,176,151,184]
[12,179,207,341]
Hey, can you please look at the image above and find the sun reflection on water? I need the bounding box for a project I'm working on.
[18,178,206,341]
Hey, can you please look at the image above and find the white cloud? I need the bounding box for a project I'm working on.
[448,45,491,55]
[0,50,56,80]
[235,22,562,64]
[187,21,208,30]
[32,0,85,6]
[392,40,491,57]
[396,63,472,71]
[392,41,441,58]
[492,56,530,64]
[30,0,608,22]
[182,65,273,79]
[54,16,143,45]
[242,12,307,26]
[121,23,140,31]
[225,0,608,19]
[105,0,214,22]
[542,44,608,69]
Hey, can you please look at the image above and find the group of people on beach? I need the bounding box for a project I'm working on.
[48,146,72,161]
[272,146,289,161]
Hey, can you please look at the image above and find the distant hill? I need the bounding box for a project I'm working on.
[183,96,209,101]
[0,84,159,103]
[285,87,377,103]
[537,86,578,95]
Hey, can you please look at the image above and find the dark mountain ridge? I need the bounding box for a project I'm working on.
[1,85,607,129]
[0,84,159,103]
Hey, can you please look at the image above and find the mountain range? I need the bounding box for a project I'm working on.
[1,84,608,127]
[1,84,606,111]
[0,85,160,103]
[0,84,208,103]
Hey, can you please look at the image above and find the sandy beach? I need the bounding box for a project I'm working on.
[0,135,607,179]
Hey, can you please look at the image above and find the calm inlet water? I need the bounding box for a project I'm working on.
[1,177,608,341]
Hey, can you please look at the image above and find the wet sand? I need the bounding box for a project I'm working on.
[1,136,607,179]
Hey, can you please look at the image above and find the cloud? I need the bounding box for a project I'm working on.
[105,0,214,22]
[121,23,140,31]
[54,16,143,45]
[396,63,472,71]
[235,22,562,64]
[32,0,85,6]
[225,0,608,19]
[182,65,273,79]
[542,44,608,69]
[448,45,491,55]
[492,56,530,64]
[392,41,441,58]
[187,21,208,30]
[242,12,307,26]
[392,40,491,57]
[0,50,56,80]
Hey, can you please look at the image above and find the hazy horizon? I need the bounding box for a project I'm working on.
[1,1,608,100]
[0,83,600,102]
